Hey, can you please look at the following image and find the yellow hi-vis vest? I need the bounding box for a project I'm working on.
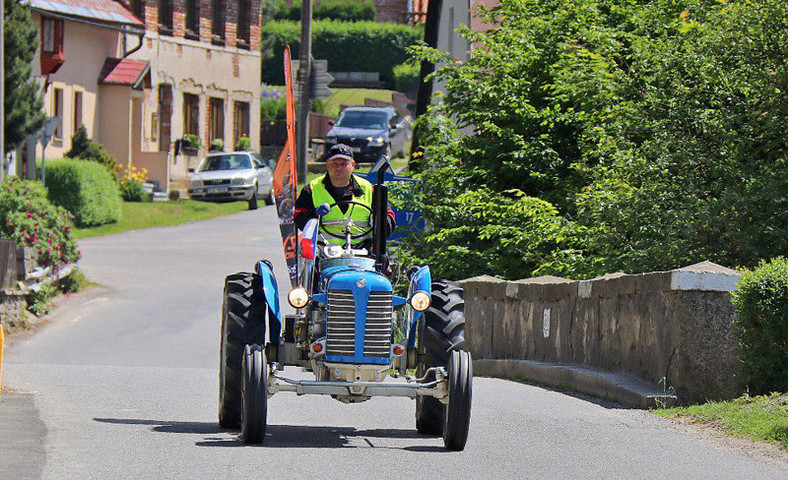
[310,174,374,246]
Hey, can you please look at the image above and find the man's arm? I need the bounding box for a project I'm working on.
[385,207,396,238]
[294,184,316,231]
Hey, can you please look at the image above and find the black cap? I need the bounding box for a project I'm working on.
[326,143,354,162]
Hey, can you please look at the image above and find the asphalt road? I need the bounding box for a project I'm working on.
[2,206,786,479]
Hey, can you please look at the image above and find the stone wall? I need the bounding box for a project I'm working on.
[461,262,742,404]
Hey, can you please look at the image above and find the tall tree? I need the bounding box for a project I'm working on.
[4,0,44,152]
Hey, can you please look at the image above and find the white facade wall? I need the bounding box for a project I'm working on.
[31,14,124,158]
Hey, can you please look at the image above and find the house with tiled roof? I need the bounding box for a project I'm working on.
[28,0,262,194]
[27,0,150,166]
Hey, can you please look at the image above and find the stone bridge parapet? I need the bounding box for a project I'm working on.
[461,261,741,403]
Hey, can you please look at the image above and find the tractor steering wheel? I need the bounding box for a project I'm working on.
[319,201,374,240]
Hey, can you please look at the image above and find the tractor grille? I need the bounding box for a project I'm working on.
[364,291,392,357]
[326,289,392,359]
[326,290,356,356]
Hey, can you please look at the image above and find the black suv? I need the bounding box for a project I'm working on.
[323,106,410,163]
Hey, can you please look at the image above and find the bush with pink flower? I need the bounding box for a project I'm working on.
[0,177,80,267]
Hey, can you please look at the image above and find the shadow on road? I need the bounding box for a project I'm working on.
[93,417,448,451]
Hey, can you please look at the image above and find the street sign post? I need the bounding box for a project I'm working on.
[291,59,334,100]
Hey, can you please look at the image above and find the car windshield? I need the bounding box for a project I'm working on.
[336,111,388,129]
[197,154,252,172]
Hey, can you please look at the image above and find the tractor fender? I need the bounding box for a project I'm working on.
[255,260,282,345]
[406,266,431,348]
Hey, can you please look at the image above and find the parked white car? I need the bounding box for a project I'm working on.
[188,152,275,210]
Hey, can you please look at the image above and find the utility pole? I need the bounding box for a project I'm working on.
[410,0,442,172]
[1,0,6,180]
[296,0,312,186]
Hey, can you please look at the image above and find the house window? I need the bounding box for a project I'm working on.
[53,88,64,141]
[209,98,224,145]
[186,0,200,39]
[159,0,173,33]
[158,84,172,151]
[41,17,64,54]
[234,101,250,148]
[212,0,225,41]
[183,93,200,138]
[237,0,250,47]
[73,91,83,131]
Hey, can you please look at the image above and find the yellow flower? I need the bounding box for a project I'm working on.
[680,9,689,20]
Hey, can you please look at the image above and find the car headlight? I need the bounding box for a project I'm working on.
[231,177,253,186]
[190,180,203,188]
[325,136,337,143]
[367,136,385,147]
[287,287,309,308]
[410,291,431,312]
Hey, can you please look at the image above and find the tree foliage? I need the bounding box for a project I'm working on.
[3,0,45,151]
[406,0,788,280]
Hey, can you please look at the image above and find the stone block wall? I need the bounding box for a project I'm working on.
[461,262,742,403]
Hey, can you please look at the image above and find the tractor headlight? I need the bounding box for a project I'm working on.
[410,291,431,312]
[287,287,309,308]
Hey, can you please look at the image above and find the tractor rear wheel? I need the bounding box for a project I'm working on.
[416,281,465,435]
[218,272,267,429]
[241,344,268,444]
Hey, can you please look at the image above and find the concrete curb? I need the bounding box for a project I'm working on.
[474,359,678,409]
[0,391,46,479]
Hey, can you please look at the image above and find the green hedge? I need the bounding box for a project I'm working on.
[261,20,423,87]
[731,258,788,394]
[45,159,121,227]
[270,0,376,22]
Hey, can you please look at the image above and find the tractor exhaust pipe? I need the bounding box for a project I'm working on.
[373,160,390,271]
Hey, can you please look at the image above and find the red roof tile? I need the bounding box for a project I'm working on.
[29,0,142,26]
[99,58,149,86]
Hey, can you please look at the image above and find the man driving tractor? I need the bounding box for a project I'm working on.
[294,143,396,249]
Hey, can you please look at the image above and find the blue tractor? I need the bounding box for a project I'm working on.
[218,161,472,450]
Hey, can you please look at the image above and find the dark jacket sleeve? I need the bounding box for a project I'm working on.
[294,184,316,231]
[385,207,396,238]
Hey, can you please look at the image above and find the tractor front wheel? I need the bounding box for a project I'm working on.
[443,349,473,451]
[241,344,268,444]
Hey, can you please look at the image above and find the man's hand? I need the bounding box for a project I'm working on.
[316,203,331,217]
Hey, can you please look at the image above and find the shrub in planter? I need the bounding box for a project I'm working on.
[0,178,80,268]
[236,135,251,151]
[181,134,202,151]
[210,139,224,152]
[731,257,788,394]
[45,159,122,227]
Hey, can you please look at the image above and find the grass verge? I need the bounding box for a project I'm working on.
[654,393,788,450]
[321,88,394,116]
[73,200,248,239]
